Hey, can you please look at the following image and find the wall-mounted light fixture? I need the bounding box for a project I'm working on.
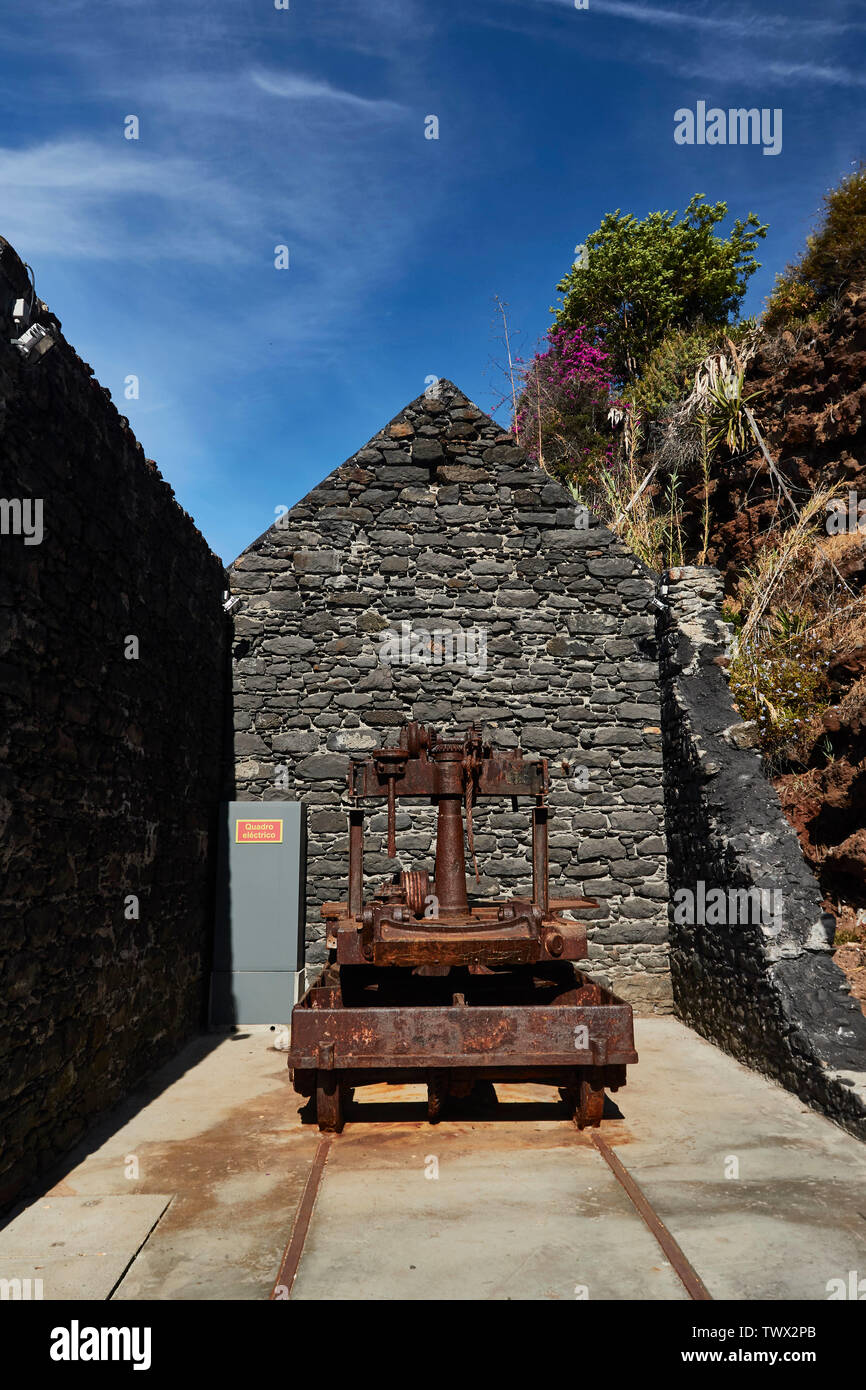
[12,321,56,360]
[9,264,57,362]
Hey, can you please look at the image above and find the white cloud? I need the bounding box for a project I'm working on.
[637,45,866,91]
[572,0,863,37]
[475,0,866,82]
[767,61,866,89]
[250,69,405,115]
[594,0,743,30]
[0,140,175,194]
[0,53,427,359]
[0,140,255,261]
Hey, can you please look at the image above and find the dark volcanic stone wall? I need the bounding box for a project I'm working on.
[0,238,228,1201]
[659,565,866,1137]
[226,379,670,1009]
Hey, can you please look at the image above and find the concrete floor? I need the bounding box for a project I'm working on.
[3,1018,866,1300]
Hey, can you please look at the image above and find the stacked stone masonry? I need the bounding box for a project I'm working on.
[226,379,671,1010]
[0,239,228,1201]
[659,565,866,1139]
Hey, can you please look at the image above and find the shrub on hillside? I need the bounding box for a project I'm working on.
[764,163,866,331]
[729,618,833,772]
[634,323,723,423]
[514,325,615,488]
[554,195,767,382]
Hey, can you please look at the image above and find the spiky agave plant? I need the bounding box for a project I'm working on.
[686,346,763,455]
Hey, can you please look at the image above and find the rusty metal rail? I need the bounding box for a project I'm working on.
[270,1137,332,1300]
[269,1122,712,1302]
[591,1133,712,1301]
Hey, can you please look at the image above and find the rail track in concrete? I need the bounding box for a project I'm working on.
[270,1106,713,1301]
[262,1019,866,1303]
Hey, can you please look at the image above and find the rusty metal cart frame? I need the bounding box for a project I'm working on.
[288,722,637,1131]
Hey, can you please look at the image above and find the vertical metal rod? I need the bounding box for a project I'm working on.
[348,808,364,917]
[533,800,549,915]
[387,776,397,857]
[531,804,539,906]
[531,802,538,907]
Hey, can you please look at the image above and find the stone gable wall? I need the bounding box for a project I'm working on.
[227,380,670,1010]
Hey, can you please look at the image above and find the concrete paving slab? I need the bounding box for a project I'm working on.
[105,1030,319,1300]
[602,1018,866,1300]
[0,1195,171,1300]
[5,1027,319,1301]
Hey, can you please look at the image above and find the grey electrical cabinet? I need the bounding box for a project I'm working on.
[210,801,307,1025]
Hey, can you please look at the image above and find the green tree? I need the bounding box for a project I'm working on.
[554,195,767,382]
[764,162,866,331]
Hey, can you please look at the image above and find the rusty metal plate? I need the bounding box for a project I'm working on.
[289,1002,638,1070]
[347,752,547,800]
[372,938,538,968]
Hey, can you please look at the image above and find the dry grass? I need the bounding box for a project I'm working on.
[736,488,839,649]
[727,494,866,770]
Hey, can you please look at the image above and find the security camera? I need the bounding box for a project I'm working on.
[12,297,30,329]
[11,322,56,360]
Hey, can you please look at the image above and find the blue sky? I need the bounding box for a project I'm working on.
[2,0,864,564]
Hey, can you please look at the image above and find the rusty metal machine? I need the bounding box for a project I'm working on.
[288,723,637,1131]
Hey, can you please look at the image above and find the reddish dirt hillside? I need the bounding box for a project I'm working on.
[689,287,866,592]
[715,289,866,1005]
